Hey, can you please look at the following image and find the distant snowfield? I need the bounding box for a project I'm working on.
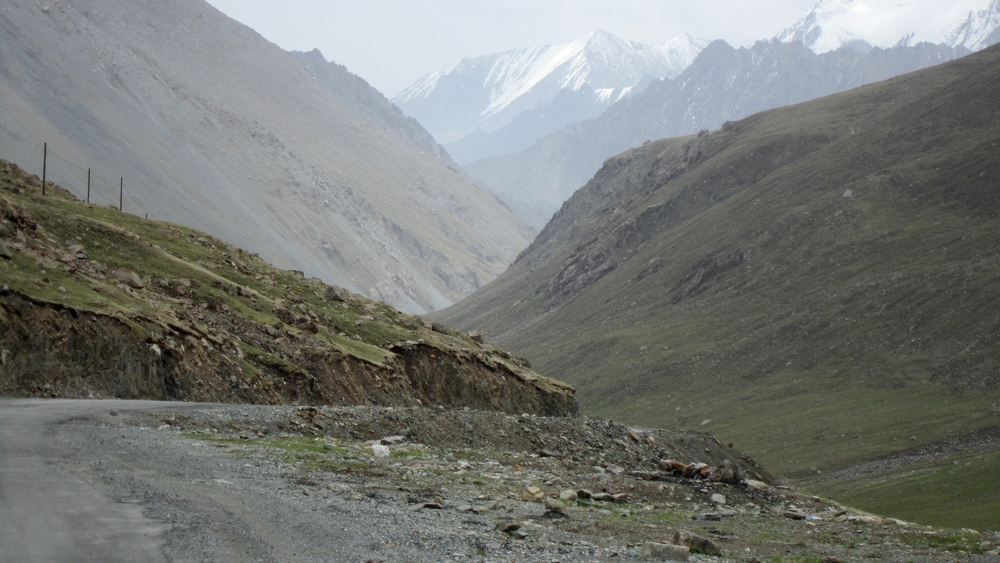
[475,31,705,120]
[393,31,709,143]
[778,0,1000,53]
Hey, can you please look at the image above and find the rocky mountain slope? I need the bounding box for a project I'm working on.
[394,31,708,153]
[0,161,575,415]
[0,0,531,314]
[290,49,459,171]
[438,44,1000,529]
[465,39,970,225]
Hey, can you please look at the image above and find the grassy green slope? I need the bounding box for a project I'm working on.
[438,45,1000,529]
[0,160,575,415]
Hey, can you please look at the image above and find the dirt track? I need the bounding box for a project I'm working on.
[2,399,997,563]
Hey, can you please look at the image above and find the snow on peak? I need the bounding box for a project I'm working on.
[777,0,1000,53]
[945,0,1000,50]
[395,30,708,118]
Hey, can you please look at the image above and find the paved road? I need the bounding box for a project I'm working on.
[0,399,175,563]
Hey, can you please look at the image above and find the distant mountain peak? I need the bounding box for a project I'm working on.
[945,0,1000,50]
[393,30,709,144]
[777,0,1000,53]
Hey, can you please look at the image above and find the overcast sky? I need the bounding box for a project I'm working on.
[204,0,819,97]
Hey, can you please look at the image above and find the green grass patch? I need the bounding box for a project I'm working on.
[897,530,985,553]
[821,448,1000,532]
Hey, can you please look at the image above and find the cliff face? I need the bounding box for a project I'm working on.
[0,160,576,416]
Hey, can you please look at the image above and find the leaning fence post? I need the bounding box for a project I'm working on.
[41,143,47,195]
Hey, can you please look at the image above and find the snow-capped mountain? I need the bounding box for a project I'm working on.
[393,30,709,145]
[777,0,1000,53]
[945,0,1000,49]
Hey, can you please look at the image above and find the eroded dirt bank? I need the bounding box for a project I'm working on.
[0,292,576,416]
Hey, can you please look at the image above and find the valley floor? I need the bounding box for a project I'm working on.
[0,399,996,562]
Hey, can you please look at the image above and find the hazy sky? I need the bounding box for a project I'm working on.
[204,0,819,97]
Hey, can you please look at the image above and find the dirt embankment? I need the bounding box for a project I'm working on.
[0,164,576,417]
[0,293,575,416]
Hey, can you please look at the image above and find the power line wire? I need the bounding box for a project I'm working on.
[0,127,149,219]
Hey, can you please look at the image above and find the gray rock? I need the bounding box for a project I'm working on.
[784,509,808,520]
[0,242,12,260]
[112,269,144,288]
[712,459,741,483]
[692,513,721,521]
[591,492,613,502]
[324,285,349,302]
[495,521,521,534]
[542,497,569,518]
[710,493,726,505]
[641,542,690,561]
[672,530,723,556]
[67,244,87,260]
[472,502,496,513]
[559,489,578,502]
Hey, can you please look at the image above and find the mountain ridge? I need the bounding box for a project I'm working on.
[291,49,460,170]
[393,31,709,145]
[438,42,1000,527]
[464,38,971,226]
[777,0,1000,54]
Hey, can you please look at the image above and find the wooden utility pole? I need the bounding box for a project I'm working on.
[41,143,47,195]
[87,168,91,203]
[119,178,123,211]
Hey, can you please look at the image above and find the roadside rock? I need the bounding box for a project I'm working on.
[784,509,808,520]
[524,486,545,501]
[672,530,723,557]
[542,497,569,518]
[641,542,690,561]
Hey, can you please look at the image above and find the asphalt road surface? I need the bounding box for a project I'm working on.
[0,399,173,563]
